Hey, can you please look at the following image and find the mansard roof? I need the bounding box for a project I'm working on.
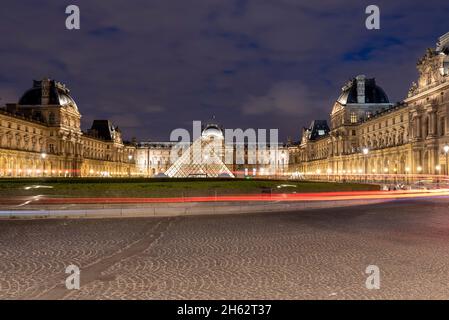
[336,75,390,106]
[18,78,78,110]
[88,120,118,141]
[303,120,330,142]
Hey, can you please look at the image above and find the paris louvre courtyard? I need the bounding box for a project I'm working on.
[3,0,449,304]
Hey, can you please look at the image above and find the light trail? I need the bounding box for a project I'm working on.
[21,189,449,205]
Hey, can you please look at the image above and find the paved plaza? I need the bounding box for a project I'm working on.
[1,197,449,299]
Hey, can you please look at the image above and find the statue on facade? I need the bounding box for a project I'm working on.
[407,81,418,97]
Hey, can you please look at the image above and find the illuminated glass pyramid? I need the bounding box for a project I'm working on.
[165,124,234,178]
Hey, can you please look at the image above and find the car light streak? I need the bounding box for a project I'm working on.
[21,189,449,205]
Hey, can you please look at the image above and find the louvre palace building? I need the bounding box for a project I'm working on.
[288,32,449,181]
[0,79,288,178]
[1,32,449,180]
[0,78,137,177]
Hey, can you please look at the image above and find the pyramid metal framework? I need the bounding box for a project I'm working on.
[165,136,234,178]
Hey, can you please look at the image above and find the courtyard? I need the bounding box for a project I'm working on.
[1,197,449,299]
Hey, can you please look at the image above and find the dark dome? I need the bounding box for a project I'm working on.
[18,78,78,109]
[202,123,223,138]
[337,76,389,105]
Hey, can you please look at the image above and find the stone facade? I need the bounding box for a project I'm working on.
[0,78,136,177]
[135,141,176,176]
[4,34,448,180]
[288,33,449,182]
[0,79,287,178]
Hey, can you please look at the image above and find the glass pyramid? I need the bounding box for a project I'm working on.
[165,135,235,178]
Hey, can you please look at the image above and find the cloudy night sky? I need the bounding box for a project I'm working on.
[0,0,448,141]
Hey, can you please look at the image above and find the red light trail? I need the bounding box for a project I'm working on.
[15,189,449,205]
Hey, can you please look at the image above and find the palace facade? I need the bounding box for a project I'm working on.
[0,79,288,178]
[288,32,449,181]
[0,78,137,177]
[2,33,449,180]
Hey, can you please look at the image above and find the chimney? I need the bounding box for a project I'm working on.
[41,78,50,105]
[356,75,366,104]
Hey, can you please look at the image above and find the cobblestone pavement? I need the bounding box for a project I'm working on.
[1,198,449,299]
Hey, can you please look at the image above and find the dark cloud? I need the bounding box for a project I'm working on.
[0,0,448,141]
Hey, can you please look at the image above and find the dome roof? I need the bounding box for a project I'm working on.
[18,78,78,110]
[202,123,223,138]
[336,75,389,105]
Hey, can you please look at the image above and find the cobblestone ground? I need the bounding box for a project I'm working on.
[1,198,449,299]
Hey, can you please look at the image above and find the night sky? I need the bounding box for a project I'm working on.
[0,1,448,142]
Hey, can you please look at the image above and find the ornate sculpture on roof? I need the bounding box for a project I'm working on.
[407,81,418,98]
[436,31,449,54]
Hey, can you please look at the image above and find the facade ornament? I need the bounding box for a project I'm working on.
[407,82,418,97]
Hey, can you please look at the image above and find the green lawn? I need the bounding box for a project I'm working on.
[0,178,379,198]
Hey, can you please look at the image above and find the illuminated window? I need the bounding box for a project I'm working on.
[318,130,325,136]
[350,112,357,123]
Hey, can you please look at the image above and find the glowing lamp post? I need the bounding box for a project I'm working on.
[362,148,369,182]
[405,167,410,183]
[128,155,133,177]
[436,165,442,186]
[444,145,449,176]
[41,152,47,177]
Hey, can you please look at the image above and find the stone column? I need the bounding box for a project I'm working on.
[427,109,437,138]
[415,115,422,139]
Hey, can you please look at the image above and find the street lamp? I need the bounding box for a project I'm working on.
[444,145,449,176]
[383,167,389,184]
[436,165,442,186]
[41,152,47,177]
[128,155,133,177]
[362,148,369,182]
